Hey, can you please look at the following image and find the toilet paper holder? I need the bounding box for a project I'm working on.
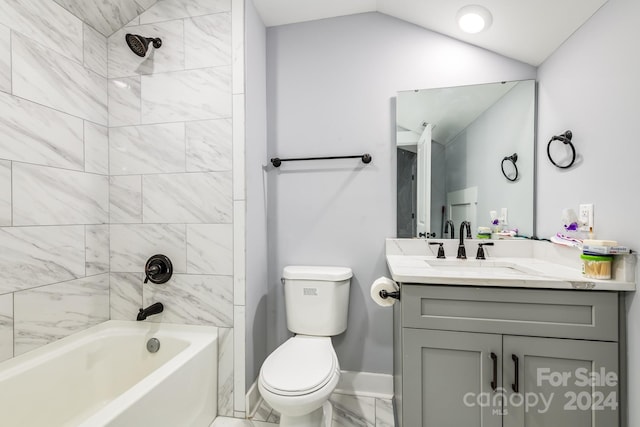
[379,289,400,300]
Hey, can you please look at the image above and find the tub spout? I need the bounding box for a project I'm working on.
[137,302,164,321]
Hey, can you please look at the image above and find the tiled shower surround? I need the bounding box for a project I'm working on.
[0,0,246,418]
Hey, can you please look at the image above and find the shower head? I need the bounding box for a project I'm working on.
[125,33,162,57]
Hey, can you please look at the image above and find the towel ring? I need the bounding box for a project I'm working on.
[547,130,576,169]
[501,153,518,182]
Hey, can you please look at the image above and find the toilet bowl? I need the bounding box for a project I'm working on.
[258,266,352,427]
[259,336,340,426]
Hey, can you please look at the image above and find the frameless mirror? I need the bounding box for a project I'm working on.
[396,80,536,239]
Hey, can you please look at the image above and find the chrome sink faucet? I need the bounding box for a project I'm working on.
[457,221,472,259]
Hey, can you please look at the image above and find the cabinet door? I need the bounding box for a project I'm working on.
[503,336,618,427]
[403,329,502,427]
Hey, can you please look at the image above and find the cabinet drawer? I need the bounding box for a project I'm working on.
[401,285,618,341]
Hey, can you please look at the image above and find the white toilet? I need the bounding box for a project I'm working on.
[258,266,352,427]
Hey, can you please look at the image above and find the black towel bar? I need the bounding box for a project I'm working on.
[270,154,372,167]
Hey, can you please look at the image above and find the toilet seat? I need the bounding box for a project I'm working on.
[260,336,338,396]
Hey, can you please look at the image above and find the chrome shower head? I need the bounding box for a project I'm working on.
[125,33,162,57]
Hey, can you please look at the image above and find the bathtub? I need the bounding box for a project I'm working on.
[0,320,218,427]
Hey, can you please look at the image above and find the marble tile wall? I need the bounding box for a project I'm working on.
[0,1,109,362]
[107,0,242,417]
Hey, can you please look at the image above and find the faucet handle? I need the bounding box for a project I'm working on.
[476,242,495,260]
[429,242,446,259]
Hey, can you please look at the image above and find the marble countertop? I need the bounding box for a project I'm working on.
[385,239,636,291]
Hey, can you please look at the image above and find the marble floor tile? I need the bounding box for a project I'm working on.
[210,416,275,427]
[0,91,84,170]
[14,274,109,355]
[375,399,394,427]
[331,394,376,427]
[0,293,13,362]
[141,0,231,24]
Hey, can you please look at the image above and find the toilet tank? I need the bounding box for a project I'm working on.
[282,266,352,336]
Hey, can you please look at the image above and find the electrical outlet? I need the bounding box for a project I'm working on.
[579,204,594,232]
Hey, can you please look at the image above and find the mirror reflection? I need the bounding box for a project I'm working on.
[396,80,536,239]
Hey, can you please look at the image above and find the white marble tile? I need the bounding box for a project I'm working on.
[83,24,107,77]
[108,20,184,79]
[109,123,185,175]
[233,304,246,413]
[0,91,84,170]
[109,77,141,127]
[84,122,109,175]
[0,160,10,226]
[218,327,234,416]
[12,34,107,125]
[266,411,280,424]
[232,94,245,200]
[0,226,85,294]
[125,16,141,27]
[86,224,109,275]
[331,394,376,427]
[187,224,233,275]
[231,0,244,95]
[53,0,158,37]
[185,13,231,69]
[12,163,109,226]
[0,0,83,63]
[375,399,394,427]
[252,400,273,422]
[143,274,233,326]
[186,119,232,172]
[14,274,109,356]
[210,417,275,427]
[0,293,13,362]
[233,201,245,306]
[110,272,143,321]
[141,67,232,123]
[140,0,231,24]
[0,24,10,93]
[110,223,186,273]
[143,172,232,223]
[110,175,142,223]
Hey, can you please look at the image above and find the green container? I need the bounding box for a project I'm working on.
[580,254,612,279]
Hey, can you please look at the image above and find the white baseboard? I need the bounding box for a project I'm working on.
[246,370,394,411]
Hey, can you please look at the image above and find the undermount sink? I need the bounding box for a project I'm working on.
[423,259,536,276]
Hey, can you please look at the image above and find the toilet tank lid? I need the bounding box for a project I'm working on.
[283,266,352,281]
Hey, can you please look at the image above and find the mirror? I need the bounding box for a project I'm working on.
[396,80,536,239]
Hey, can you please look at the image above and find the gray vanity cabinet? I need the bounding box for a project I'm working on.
[396,284,621,427]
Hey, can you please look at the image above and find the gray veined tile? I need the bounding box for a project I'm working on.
[0,160,10,226]
[110,175,142,223]
[109,20,184,79]
[109,122,185,175]
[0,91,84,170]
[14,274,109,356]
[0,293,13,362]
[83,24,108,78]
[0,0,83,63]
[143,274,233,327]
[109,77,141,127]
[331,394,376,427]
[143,172,232,224]
[187,224,233,275]
[12,34,108,125]
[217,327,234,416]
[140,0,231,24]
[12,163,109,226]
[0,225,85,294]
[110,272,144,321]
[86,224,109,276]
[84,122,109,175]
[186,119,232,172]
[110,223,187,273]
[0,24,10,93]
[141,67,232,123]
[185,13,231,69]
[375,399,394,427]
[53,0,159,37]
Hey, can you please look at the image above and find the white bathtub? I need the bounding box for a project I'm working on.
[0,320,218,427]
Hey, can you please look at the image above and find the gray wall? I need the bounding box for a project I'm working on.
[265,12,536,374]
[536,0,639,423]
[245,0,269,389]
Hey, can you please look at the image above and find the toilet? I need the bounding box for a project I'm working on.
[258,266,352,427]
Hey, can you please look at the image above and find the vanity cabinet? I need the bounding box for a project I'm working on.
[395,285,622,427]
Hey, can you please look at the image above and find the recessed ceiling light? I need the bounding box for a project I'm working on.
[456,5,493,34]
